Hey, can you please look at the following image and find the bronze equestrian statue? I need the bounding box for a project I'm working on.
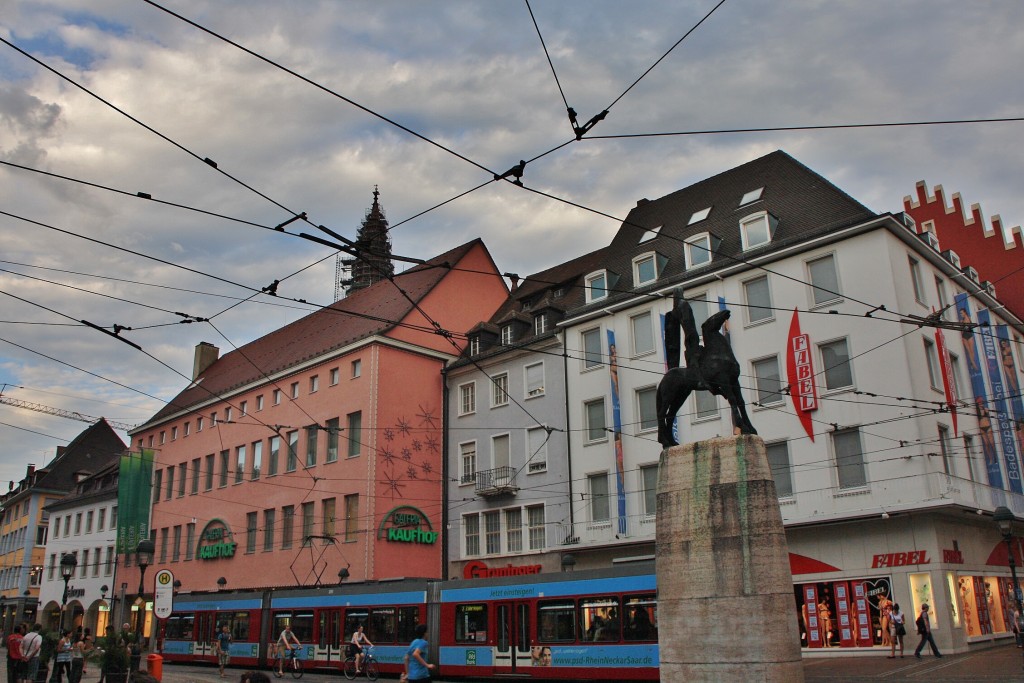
[656,289,757,447]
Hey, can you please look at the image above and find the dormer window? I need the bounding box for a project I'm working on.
[740,211,772,250]
[522,299,533,311]
[688,207,711,224]
[638,225,663,243]
[501,324,514,345]
[534,313,548,335]
[684,233,712,268]
[739,187,764,206]
[468,336,480,356]
[585,270,608,303]
[633,252,658,286]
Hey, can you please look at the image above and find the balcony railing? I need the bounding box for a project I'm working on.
[475,466,518,497]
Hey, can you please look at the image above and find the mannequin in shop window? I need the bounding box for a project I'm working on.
[818,596,833,646]
[877,591,893,647]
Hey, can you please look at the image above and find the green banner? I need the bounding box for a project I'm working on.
[117,449,154,553]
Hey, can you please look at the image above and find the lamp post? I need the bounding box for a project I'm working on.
[60,553,78,631]
[994,506,1024,614]
[134,539,155,648]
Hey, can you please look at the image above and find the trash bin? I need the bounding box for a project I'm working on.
[146,654,163,681]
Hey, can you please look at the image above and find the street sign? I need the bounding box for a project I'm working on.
[153,569,174,619]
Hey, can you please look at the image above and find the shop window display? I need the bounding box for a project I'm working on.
[794,578,891,648]
[955,574,1016,637]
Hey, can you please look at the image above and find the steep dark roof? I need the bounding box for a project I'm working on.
[34,419,126,493]
[146,239,483,424]
[587,150,877,311]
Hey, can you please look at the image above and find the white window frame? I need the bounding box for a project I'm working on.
[534,313,548,336]
[693,389,719,422]
[468,336,480,356]
[585,270,608,303]
[766,440,794,498]
[684,232,712,269]
[351,359,362,378]
[739,211,771,250]
[923,338,942,390]
[909,256,926,304]
[636,385,658,433]
[832,427,867,490]
[459,441,477,486]
[743,274,774,324]
[751,355,784,406]
[525,362,545,398]
[807,253,841,307]
[458,382,476,415]
[491,372,509,408]
[588,472,611,523]
[819,337,854,391]
[584,398,607,443]
[630,310,655,357]
[632,252,658,286]
[501,325,514,345]
[640,464,659,517]
[582,327,603,370]
[526,426,548,473]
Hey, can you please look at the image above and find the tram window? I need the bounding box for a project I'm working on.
[369,607,397,643]
[165,613,194,640]
[455,604,487,643]
[292,612,314,644]
[580,597,620,642]
[219,611,251,641]
[537,600,575,642]
[397,606,421,643]
[622,595,658,642]
[345,609,369,642]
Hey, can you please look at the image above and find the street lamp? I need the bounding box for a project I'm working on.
[995,507,1024,611]
[60,553,78,630]
[134,539,155,647]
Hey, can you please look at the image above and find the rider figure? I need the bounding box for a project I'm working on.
[350,624,373,673]
[276,624,301,678]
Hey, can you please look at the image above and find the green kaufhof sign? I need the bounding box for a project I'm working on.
[377,505,438,544]
[197,518,237,560]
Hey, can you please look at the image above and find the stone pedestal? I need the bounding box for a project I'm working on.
[657,435,803,682]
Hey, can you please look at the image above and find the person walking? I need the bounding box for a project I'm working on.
[914,603,942,658]
[887,603,906,658]
[52,630,73,683]
[69,632,90,683]
[402,624,435,682]
[216,625,233,678]
[20,624,44,683]
[6,623,25,683]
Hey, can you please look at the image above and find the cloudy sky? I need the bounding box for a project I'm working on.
[1,1,1022,488]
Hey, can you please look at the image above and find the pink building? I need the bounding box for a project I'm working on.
[125,238,507,611]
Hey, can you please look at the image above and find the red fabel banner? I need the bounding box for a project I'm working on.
[786,309,818,441]
[934,326,958,435]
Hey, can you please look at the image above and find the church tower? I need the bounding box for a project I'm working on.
[336,187,395,298]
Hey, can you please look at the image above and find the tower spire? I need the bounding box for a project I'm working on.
[341,187,394,296]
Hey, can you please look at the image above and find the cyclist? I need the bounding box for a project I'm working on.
[350,625,373,673]
[275,624,301,678]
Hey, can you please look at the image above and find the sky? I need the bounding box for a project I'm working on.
[1,0,1022,490]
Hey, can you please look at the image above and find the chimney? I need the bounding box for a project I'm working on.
[26,464,35,477]
[193,342,220,380]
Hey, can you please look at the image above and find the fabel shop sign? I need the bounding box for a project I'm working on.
[871,550,930,568]
[378,505,439,544]
[196,518,238,560]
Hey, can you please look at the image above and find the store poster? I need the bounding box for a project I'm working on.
[995,325,1024,457]
[977,309,1022,493]
[909,572,938,631]
[606,330,627,535]
[795,578,888,648]
[955,294,1004,490]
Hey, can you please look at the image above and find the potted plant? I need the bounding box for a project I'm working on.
[92,630,131,683]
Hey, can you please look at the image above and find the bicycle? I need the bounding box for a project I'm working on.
[275,646,304,679]
[343,644,379,681]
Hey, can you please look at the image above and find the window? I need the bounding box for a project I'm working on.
[305,425,318,467]
[740,212,771,249]
[459,382,476,415]
[631,311,655,356]
[160,431,166,444]
[694,390,718,420]
[286,431,299,471]
[588,473,610,522]
[528,505,545,550]
[585,271,608,303]
[688,207,711,224]
[924,338,941,390]
[527,427,548,473]
[636,386,657,432]
[185,524,195,561]
[281,506,295,550]
[178,462,186,497]
[582,328,603,369]
[964,434,979,483]
[301,502,315,542]
[268,436,280,476]
[344,494,359,542]
[949,354,964,401]
[251,440,263,479]
[263,510,275,551]
[105,546,115,575]
[191,458,201,493]
[492,434,511,472]
[525,362,544,397]
[623,595,659,641]
[538,600,575,642]
[833,427,867,489]
[326,418,340,462]
[501,325,514,345]
[152,471,162,503]
[638,224,663,243]
[197,416,204,431]
[820,338,853,390]
[351,359,361,378]
[184,421,190,436]
[235,445,246,484]
[744,275,772,323]
[166,466,175,499]
[239,401,247,417]
[633,253,657,286]
[329,368,339,385]
[534,313,548,336]
[80,549,89,578]
[585,399,606,442]
[159,528,168,563]
[460,442,477,485]
[641,464,658,516]
[86,510,94,533]
[309,375,319,393]
[219,450,230,486]
[909,256,926,304]
[246,512,257,554]
[766,441,793,498]
[273,389,282,405]
[205,454,214,491]
[485,511,501,554]
[935,277,950,320]
[98,508,106,530]
[491,373,509,407]
[506,509,523,552]
[468,336,480,356]
[938,424,953,475]
[172,525,182,562]
[347,411,362,457]
[464,514,480,556]
[684,233,711,268]
[256,395,264,411]
[807,254,840,306]
[290,382,299,399]
[739,187,763,205]
[752,356,784,405]
[322,497,336,538]
[171,426,178,441]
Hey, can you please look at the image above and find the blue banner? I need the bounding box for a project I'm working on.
[978,310,1022,493]
[607,330,627,535]
[996,325,1024,458]
[955,294,1004,489]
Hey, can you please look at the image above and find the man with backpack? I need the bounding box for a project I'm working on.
[914,603,942,658]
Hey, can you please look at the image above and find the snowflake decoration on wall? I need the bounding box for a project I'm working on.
[383,428,395,442]
[396,417,412,436]
[416,404,439,430]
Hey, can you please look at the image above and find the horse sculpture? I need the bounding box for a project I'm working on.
[656,290,757,447]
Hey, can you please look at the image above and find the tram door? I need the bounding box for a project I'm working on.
[317,608,345,664]
[194,613,216,658]
[495,602,532,672]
